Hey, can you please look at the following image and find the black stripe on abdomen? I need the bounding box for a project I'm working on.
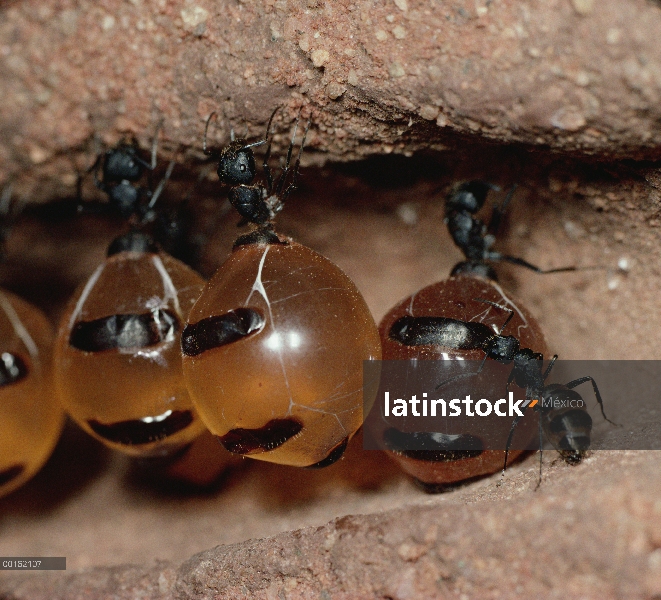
[70,309,179,352]
[218,418,303,455]
[305,436,349,469]
[87,409,194,445]
[181,308,265,357]
[0,464,25,487]
[388,316,490,349]
[383,428,483,462]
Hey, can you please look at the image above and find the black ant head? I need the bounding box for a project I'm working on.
[217,141,257,186]
[541,385,592,463]
[446,181,497,214]
[103,144,144,183]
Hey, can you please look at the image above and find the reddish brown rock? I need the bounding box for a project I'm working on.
[2,0,661,201]
[2,452,661,599]
[1,7,661,587]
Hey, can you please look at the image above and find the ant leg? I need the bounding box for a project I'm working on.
[149,119,164,170]
[147,160,176,211]
[505,364,517,395]
[542,355,558,382]
[281,117,311,203]
[265,106,281,140]
[263,140,274,195]
[499,411,525,485]
[90,152,104,190]
[490,252,605,274]
[256,107,281,194]
[275,113,301,196]
[535,416,544,491]
[237,108,280,160]
[487,184,517,237]
[203,113,218,156]
[492,253,582,274]
[473,297,515,334]
[88,133,104,183]
[565,375,619,426]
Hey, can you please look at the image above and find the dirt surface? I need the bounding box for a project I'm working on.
[3,451,661,599]
[3,0,661,597]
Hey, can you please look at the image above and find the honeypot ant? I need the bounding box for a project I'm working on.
[431,297,618,487]
[180,109,381,469]
[0,186,64,498]
[55,126,209,457]
[380,180,612,489]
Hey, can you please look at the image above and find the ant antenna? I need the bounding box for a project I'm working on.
[242,106,281,152]
[150,119,164,170]
[203,113,218,156]
[277,113,311,201]
[291,117,311,183]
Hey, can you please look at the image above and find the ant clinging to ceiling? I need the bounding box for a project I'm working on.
[202,108,309,243]
[446,180,584,279]
[81,123,174,225]
[182,109,381,469]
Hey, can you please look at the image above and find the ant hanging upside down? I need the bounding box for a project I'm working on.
[82,124,175,224]
[202,108,309,244]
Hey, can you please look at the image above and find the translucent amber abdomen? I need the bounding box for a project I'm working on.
[0,290,63,498]
[54,251,206,456]
[378,275,548,484]
[182,241,382,467]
